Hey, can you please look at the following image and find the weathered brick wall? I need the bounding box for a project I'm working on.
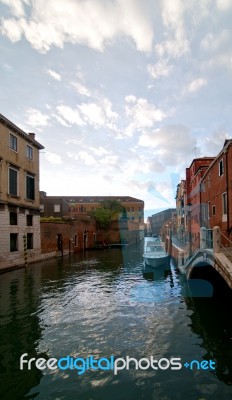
[40,217,135,254]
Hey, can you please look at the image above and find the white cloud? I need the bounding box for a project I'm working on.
[0,0,25,17]
[56,105,85,126]
[47,69,61,81]
[147,59,173,79]
[200,129,230,155]
[187,78,207,93]
[78,151,96,167]
[45,151,63,165]
[78,103,106,127]
[156,0,189,58]
[0,18,22,42]
[138,125,196,168]
[216,0,232,10]
[200,30,230,52]
[0,0,154,53]
[71,82,91,97]
[25,108,50,128]
[78,99,118,129]
[90,146,109,156]
[125,95,137,103]
[125,97,166,136]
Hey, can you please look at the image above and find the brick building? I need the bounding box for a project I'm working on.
[175,139,232,252]
[201,139,232,239]
[0,113,44,269]
[185,157,215,247]
[39,193,144,253]
[39,193,144,225]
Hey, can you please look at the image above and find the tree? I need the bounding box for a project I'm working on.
[90,200,126,229]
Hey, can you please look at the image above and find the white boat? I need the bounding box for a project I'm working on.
[143,240,169,268]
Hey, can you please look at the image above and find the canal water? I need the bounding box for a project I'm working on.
[0,245,232,400]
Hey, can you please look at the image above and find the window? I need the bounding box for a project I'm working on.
[208,201,210,220]
[222,192,227,214]
[9,133,17,151]
[27,214,33,226]
[212,205,216,216]
[26,145,33,160]
[27,233,33,249]
[219,158,224,176]
[10,212,17,225]
[9,166,18,196]
[26,173,35,200]
[10,233,18,252]
[40,204,44,212]
[54,204,60,213]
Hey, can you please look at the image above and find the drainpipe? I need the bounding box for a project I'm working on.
[225,147,230,235]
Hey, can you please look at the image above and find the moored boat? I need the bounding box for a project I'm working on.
[143,240,169,268]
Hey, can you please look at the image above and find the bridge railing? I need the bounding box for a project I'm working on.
[220,231,232,258]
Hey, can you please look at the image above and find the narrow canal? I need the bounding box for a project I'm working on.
[0,245,232,400]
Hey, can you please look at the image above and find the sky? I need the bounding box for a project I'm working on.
[0,0,232,219]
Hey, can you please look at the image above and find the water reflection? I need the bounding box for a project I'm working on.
[0,247,231,399]
[0,269,44,399]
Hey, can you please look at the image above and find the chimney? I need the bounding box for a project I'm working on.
[29,132,35,140]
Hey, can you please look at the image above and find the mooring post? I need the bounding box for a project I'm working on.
[200,227,206,249]
[213,226,220,253]
[23,234,28,268]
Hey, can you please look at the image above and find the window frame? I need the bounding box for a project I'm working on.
[219,158,224,176]
[9,132,18,152]
[10,233,18,252]
[26,214,33,226]
[27,233,33,250]
[8,166,18,196]
[222,192,227,215]
[26,173,35,200]
[26,144,33,160]
[10,212,18,225]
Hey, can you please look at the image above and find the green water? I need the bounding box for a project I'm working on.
[0,247,232,400]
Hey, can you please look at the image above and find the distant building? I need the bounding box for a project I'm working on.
[0,113,44,269]
[40,193,144,225]
[39,193,145,247]
[151,208,176,236]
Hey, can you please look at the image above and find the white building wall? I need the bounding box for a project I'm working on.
[0,204,41,269]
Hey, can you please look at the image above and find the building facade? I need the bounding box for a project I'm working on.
[39,193,144,225]
[0,113,44,269]
[150,208,176,237]
[201,139,232,240]
[185,157,215,248]
[175,139,232,252]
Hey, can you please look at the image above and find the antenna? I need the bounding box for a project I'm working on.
[192,146,197,157]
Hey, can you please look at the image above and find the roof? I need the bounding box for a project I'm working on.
[201,139,232,180]
[0,113,44,150]
[40,194,144,203]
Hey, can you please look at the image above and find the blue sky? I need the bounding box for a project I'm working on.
[1,0,232,217]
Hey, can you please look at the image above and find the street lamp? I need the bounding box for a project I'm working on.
[187,202,192,257]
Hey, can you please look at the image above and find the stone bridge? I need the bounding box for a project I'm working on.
[172,227,232,289]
